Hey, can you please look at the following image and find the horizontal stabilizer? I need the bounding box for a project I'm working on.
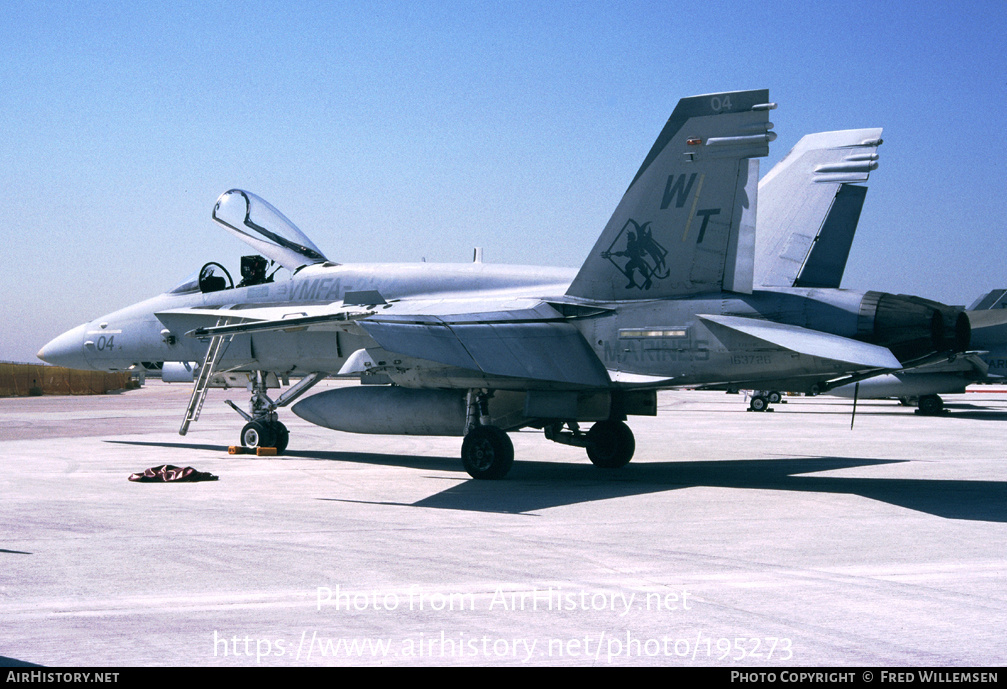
[699,314,902,370]
[359,319,610,387]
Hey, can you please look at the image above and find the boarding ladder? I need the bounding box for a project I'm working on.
[179,318,232,436]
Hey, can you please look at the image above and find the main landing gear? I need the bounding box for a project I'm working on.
[584,420,636,468]
[461,425,514,480]
[460,391,515,479]
[544,418,636,469]
[748,390,782,412]
[459,390,638,480]
[916,394,945,416]
[898,394,946,415]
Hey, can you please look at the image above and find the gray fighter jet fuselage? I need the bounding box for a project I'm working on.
[38,89,972,478]
[42,267,964,390]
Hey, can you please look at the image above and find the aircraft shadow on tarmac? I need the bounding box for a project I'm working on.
[733,403,1007,419]
[106,440,233,453]
[0,656,42,667]
[106,441,1007,523]
[105,439,462,472]
[322,454,1007,523]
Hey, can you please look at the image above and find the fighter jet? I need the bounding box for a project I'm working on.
[751,129,1004,414]
[38,89,971,478]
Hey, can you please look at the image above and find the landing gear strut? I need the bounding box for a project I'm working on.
[544,419,637,469]
[461,390,513,480]
[224,371,325,454]
[461,425,514,480]
[179,321,325,453]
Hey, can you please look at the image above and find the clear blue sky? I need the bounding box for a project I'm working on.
[3,0,1006,362]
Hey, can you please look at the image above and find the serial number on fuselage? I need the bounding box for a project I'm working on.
[729,354,772,365]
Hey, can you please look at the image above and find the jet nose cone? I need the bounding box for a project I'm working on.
[37,323,92,369]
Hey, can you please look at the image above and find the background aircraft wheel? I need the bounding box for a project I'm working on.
[918,394,944,415]
[271,422,289,454]
[241,421,275,449]
[767,391,782,404]
[586,420,635,468]
[461,426,514,480]
[749,395,769,412]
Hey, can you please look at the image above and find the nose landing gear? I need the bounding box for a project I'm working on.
[222,371,326,454]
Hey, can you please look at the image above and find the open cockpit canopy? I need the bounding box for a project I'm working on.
[212,189,329,271]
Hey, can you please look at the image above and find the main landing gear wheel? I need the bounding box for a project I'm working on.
[586,420,635,468]
[749,395,769,412]
[767,391,782,404]
[917,394,944,416]
[241,421,275,449]
[461,425,514,480]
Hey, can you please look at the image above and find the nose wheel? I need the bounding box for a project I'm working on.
[240,420,289,453]
[221,371,326,455]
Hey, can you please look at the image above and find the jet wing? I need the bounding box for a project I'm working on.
[359,310,611,387]
[698,313,902,370]
[755,129,882,288]
[156,302,373,338]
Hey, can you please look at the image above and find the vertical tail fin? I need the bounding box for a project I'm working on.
[754,129,882,288]
[566,90,775,301]
[969,289,1007,310]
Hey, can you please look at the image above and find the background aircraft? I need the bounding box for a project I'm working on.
[38,89,972,478]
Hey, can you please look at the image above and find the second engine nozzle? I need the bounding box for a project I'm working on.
[860,292,970,362]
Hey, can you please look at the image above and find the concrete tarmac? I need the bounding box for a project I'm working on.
[2,381,1006,666]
